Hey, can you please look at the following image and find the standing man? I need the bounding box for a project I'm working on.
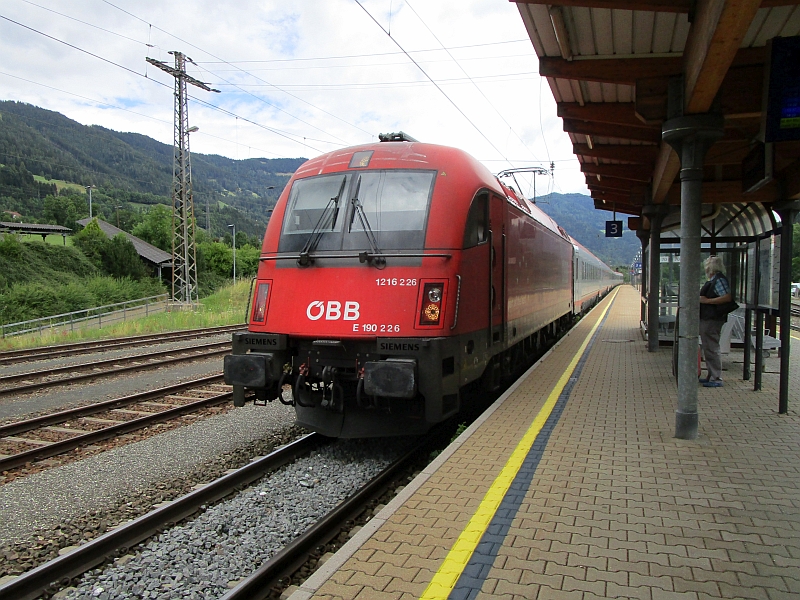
[699,256,732,387]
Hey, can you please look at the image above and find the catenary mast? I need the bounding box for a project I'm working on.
[146,52,219,304]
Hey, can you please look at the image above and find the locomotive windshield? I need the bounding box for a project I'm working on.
[279,170,435,253]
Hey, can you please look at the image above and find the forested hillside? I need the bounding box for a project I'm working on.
[0,101,305,238]
[536,192,638,268]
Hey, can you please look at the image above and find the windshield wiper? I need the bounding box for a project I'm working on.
[297,176,346,267]
[349,176,385,267]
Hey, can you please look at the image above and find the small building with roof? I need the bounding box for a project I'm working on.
[0,221,72,244]
[76,218,172,277]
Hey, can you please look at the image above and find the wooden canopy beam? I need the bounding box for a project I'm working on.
[581,163,653,182]
[513,0,795,11]
[573,143,659,164]
[557,102,647,127]
[652,0,763,204]
[593,199,641,216]
[564,119,661,143]
[514,0,690,10]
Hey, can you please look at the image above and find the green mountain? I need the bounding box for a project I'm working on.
[535,192,638,268]
[0,100,306,238]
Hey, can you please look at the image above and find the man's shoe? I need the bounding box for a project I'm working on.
[703,381,723,388]
[698,377,709,383]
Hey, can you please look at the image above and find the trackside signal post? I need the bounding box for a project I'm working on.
[146,52,219,304]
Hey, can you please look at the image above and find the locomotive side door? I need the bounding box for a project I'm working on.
[488,194,506,346]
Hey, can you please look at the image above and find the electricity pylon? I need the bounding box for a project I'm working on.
[146,52,219,304]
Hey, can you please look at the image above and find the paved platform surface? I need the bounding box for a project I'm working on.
[291,285,800,600]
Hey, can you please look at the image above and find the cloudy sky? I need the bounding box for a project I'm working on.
[0,0,587,196]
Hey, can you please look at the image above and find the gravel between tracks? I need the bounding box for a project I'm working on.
[0,357,224,422]
[62,437,413,600]
[0,402,295,544]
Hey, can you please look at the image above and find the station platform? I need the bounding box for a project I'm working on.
[289,285,800,600]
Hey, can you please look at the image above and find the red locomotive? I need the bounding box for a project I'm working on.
[224,133,620,437]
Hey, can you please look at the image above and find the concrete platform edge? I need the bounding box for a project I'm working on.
[290,311,595,600]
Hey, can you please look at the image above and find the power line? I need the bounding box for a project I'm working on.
[202,53,537,73]
[101,0,373,140]
[352,0,512,167]
[0,13,159,82]
[17,0,157,49]
[403,0,540,163]
[210,71,539,90]
[0,70,309,158]
[0,10,351,153]
[194,39,532,64]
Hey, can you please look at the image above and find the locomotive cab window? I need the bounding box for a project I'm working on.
[463,192,488,249]
[279,170,435,253]
[343,170,435,251]
[279,173,351,252]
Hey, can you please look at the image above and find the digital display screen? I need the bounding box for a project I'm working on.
[764,36,800,143]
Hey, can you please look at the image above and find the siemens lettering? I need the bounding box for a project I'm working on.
[306,300,360,321]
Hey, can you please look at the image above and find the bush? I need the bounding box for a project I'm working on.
[0,276,166,324]
[102,234,148,280]
[72,219,109,268]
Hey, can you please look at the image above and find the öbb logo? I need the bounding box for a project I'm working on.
[306,301,360,321]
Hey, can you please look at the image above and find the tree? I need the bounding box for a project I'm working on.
[237,244,260,278]
[43,194,80,229]
[72,219,109,267]
[132,204,172,251]
[102,234,148,280]
[197,241,232,278]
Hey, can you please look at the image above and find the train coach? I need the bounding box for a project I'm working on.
[224,133,620,438]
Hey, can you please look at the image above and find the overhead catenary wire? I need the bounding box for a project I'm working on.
[351,0,514,168]
[402,0,541,164]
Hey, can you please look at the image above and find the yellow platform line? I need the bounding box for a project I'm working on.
[419,288,619,600]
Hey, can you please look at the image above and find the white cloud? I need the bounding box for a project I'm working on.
[0,0,587,194]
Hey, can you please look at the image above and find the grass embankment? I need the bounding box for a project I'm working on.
[0,280,251,351]
[0,237,164,324]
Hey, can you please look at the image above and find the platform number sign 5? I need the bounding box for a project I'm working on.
[606,220,623,238]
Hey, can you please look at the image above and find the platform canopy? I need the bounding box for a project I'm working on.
[514,0,800,225]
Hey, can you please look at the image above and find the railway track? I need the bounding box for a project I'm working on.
[0,374,234,472]
[0,324,244,365]
[0,341,232,397]
[0,433,428,600]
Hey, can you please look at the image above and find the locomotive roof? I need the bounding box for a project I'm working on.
[294,140,499,187]
[293,140,570,241]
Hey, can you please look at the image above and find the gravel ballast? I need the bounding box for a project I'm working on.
[61,437,413,600]
[0,402,295,543]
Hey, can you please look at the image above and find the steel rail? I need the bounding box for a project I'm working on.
[0,324,244,365]
[0,385,233,471]
[0,434,322,600]
[221,441,424,600]
[0,341,231,385]
[0,373,224,437]
[0,344,231,397]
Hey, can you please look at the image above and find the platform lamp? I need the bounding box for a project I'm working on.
[86,185,96,219]
[228,223,236,284]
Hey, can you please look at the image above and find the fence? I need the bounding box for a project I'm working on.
[1,294,170,338]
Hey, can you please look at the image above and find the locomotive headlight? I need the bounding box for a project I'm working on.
[418,281,446,327]
[424,303,440,321]
[251,281,272,323]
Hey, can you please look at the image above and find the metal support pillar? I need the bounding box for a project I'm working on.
[776,206,798,413]
[643,208,667,352]
[754,310,764,391]
[743,308,752,380]
[637,230,650,326]
[662,114,724,440]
